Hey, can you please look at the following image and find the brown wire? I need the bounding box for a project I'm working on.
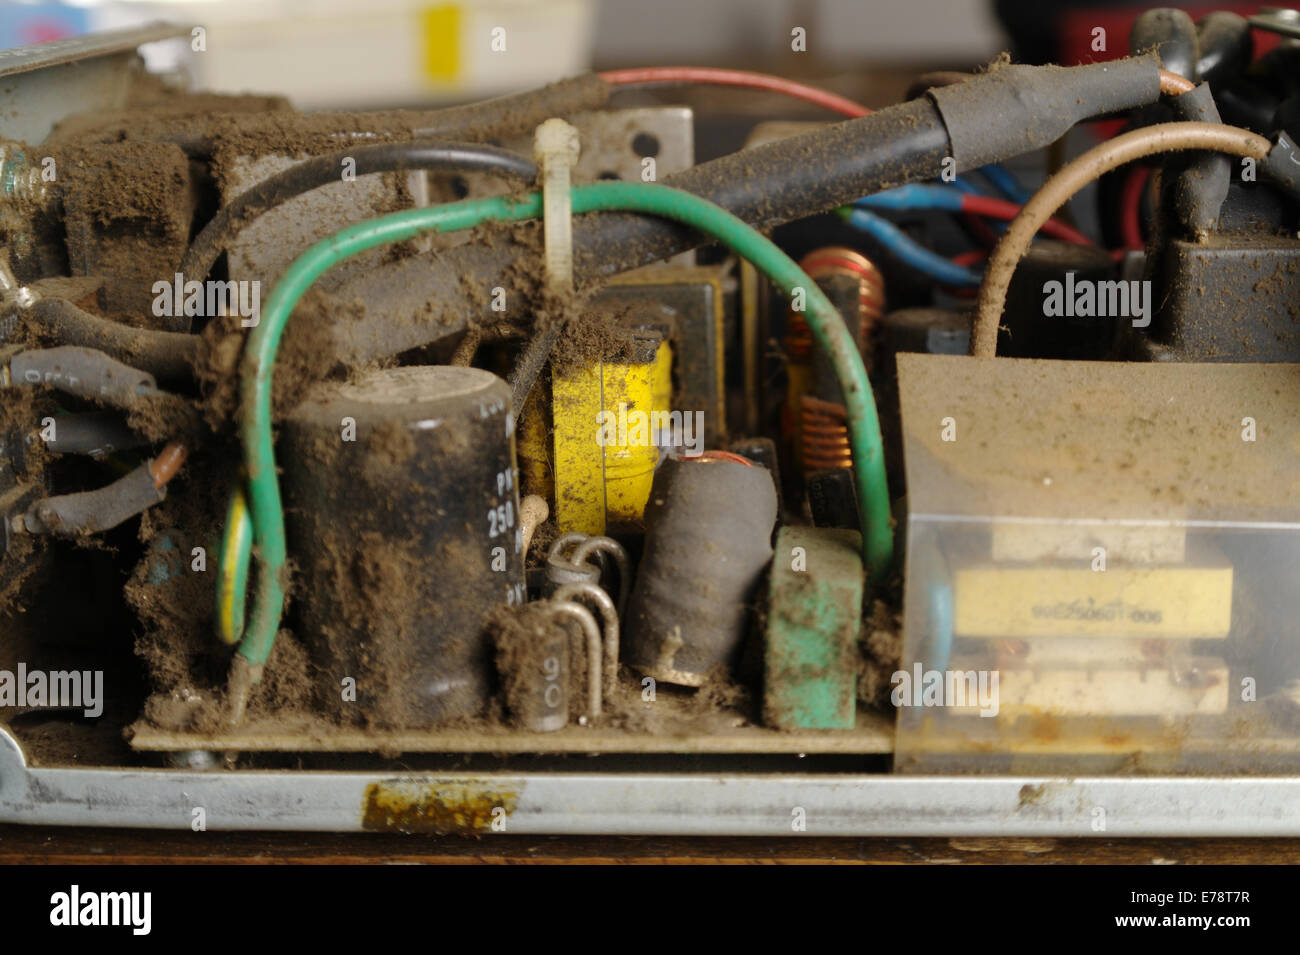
[971,122,1272,358]
[1159,69,1196,96]
[149,441,188,489]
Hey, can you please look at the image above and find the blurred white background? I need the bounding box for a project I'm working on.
[0,0,1009,107]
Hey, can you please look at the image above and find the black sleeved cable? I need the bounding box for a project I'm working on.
[1263,131,1300,202]
[179,140,539,283]
[1164,83,1232,236]
[43,411,149,457]
[581,97,953,273]
[1196,12,1252,85]
[1126,14,1230,237]
[24,463,164,537]
[322,57,1163,364]
[1131,9,1200,83]
[8,346,157,407]
[24,297,198,382]
[926,56,1161,172]
[329,97,952,363]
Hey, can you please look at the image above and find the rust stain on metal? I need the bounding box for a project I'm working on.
[1017,783,1048,808]
[361,779,519,835]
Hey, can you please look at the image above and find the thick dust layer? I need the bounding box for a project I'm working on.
[12,79,843,755]
[857,598,903,709]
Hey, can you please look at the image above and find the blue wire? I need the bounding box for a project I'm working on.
[855,167,1030,211]
[851,183,1007,253]
[976,163,1031,204]
[842,164,1031,283]
[852,183,963,213]
[838,207,982,287]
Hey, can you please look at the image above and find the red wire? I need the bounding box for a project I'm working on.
[598,67,871,119]
[960,211,1000,248]
[950,249,990,268]
[959,194,1094,246]
[1119,165,1150,251]
[600,66,1105,252]
[942,250,990,299]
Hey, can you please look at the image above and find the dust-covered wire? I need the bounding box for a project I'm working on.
[179,140,538,284]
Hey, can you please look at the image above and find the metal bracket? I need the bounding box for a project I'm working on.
[0,22,189,145]
[5,726,1300,835]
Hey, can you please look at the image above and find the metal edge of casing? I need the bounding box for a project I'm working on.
[4,726,1300,836]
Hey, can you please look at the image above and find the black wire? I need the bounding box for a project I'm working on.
[25,462,163,537]
[179,140,539,284]
[26,298,199,381]
[43,411,149,456]
[10,345,155,408]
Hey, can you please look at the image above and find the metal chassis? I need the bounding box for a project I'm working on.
[3,726,1300,836]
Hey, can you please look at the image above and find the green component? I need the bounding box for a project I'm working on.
[764,526,865,730]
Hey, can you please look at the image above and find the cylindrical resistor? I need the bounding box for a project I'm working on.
[281,365,524,729]
[625,455,777,686]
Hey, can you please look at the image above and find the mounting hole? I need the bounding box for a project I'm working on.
[449,175,471,199]
[597,170,621,180]
[631,132,660,158]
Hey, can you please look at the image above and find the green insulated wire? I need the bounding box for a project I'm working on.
[223,181,893,675]
[229,191,544,669]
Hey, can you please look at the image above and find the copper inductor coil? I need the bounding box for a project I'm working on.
[785,247,884,477]
[800,394,854,472]
[784,246,885,360]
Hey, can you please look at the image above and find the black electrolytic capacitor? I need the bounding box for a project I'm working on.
[281,365,524,728]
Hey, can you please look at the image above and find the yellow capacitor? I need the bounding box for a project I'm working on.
[515,387,554,502]
[551,331,673,535]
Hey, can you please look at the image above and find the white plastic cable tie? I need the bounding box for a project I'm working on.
[533,118,581,294]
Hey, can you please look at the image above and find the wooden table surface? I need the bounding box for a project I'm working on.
[4,825,1300,864]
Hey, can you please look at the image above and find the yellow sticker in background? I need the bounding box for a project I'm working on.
[422,3,462,83]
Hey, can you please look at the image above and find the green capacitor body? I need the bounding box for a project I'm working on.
[764,526,864,730]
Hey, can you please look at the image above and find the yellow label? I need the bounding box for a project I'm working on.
[952,565,1233,638]
[422,4,461,82]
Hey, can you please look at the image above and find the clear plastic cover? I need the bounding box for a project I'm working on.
[895,354,1300,773]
